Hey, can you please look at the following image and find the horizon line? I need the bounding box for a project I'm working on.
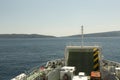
[0,30,119,37]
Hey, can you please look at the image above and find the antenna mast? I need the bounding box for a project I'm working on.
[81,25,84,47]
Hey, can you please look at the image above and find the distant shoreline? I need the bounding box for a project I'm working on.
[0,34,56,38]
[0,31,120,38]
[67,31,120,37]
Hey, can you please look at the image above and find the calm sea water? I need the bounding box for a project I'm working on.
[0,37,120,80]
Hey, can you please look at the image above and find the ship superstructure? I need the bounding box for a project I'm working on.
[65,45,101,79]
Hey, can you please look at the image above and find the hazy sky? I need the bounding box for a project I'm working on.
[0,0,120,36]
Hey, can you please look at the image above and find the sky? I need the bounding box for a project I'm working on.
[0,0,120,37]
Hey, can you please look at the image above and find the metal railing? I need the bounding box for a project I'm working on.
[67,42,101,47]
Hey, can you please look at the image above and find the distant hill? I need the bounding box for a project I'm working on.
[68,31,120,37]
[0,34,56,38]
[1,31,120,38]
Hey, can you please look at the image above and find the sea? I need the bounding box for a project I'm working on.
[0,37,120,80]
